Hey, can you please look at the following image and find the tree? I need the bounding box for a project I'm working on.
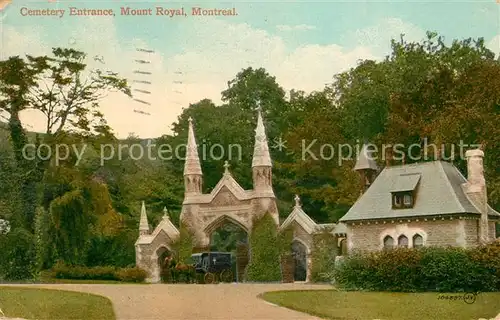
[26,48,130,135]
[246,213,282,282]
[0,48,131,231]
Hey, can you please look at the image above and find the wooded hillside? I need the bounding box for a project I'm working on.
[0,32,499,274]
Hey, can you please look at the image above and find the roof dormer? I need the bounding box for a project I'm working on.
[390,173,421,209]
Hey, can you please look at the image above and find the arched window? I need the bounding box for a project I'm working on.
[398,235,409,248]
[413,234,424,248]
[339,239,347,256]
[383,236,394,249]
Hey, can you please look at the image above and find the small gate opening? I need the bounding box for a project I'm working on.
[292,240,307,282]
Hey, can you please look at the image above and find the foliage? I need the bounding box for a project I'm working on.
[210,223,247,253]
[114,267,148,283]
[34,206,53,271]
[310,228,338,282]
[0,228,36,280]
[173,224,194,263]
[246,213,282,282]
[85,231,136,268]
[467,239,500,287]
[52,261,146,282]
[277,226,294,256]
[332,245,499,292]
[50,189,91,265]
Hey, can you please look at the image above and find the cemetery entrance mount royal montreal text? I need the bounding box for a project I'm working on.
[119,6,239,17]
[19,6,239,18]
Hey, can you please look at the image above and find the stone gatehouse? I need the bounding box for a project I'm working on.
[340,146,500,252]
[135,108,346,283]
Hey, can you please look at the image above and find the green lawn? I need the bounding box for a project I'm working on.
[260,290,500,320]
[0,287,115,320]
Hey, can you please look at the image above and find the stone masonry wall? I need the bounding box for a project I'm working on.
[489,221,497,241]
[347,219,485,252]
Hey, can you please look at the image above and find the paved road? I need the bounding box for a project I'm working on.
[14,283,331,320]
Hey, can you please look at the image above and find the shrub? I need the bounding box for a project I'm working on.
[115,267,147,283]
[310,228,337,282]
[0,228,36,281]
[52,262,147,283]
[333,245,499,292]
[468,239,500,290]
[246,213,282,282]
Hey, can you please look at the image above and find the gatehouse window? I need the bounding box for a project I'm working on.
[339,239,347,256]
[413,234,424,248]
[398,235,408,248]
[392,192,414,209]
[383,235,394,249]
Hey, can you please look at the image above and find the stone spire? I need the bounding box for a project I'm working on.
[184,117,202,175]
[251,102,273,191]
[139,201,150,236]
[183,117,203,194]
[252,103,272,168]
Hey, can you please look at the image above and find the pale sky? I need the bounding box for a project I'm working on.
[1,0,499,138]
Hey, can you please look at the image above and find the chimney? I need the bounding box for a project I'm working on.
[465,149,489,244]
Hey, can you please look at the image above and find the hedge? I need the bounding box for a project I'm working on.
[332,241,500,292]
[52,262,147,283]
[245,212,282,282]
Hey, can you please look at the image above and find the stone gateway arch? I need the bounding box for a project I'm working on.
[135,108,346,283]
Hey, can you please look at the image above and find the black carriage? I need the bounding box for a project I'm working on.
[191,252,234,284]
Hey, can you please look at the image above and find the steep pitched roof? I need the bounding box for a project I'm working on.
[135,215,180,245]
[340,161,500,222]
[183,169,252,204]
[280,202,318,234]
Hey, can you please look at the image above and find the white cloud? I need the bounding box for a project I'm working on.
[276,24,316,32]
[1,16,387,138]
[344,17,426,56]
[487,34,499,56]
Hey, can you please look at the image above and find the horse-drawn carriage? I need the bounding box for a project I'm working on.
[191,252,234,284]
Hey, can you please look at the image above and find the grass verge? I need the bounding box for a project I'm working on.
[260,290,500,320]
[0,287,115,320]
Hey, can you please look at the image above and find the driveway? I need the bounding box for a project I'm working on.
[14,283,331,320]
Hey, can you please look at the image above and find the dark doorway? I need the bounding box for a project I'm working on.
[157,247,173,283]
[292,240,307,281]
[209,221,248,282]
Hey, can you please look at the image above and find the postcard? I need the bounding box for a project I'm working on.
[0,1,499,320]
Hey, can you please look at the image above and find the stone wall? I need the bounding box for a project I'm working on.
[291,221,313,251]
[489,221,497,241]
[346,218,486,252]
[136,230,175,283]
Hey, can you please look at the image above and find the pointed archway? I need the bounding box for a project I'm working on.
[204,215,249,282]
